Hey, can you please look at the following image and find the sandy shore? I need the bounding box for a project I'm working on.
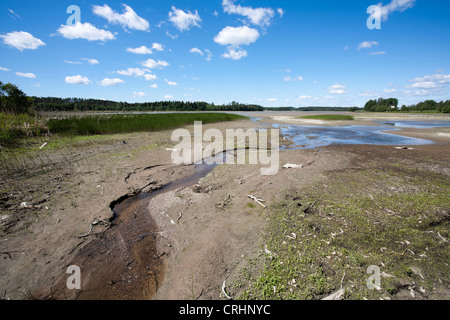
[0,113,449,300]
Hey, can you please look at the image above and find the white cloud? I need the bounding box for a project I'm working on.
[8,9,21,20]
[164,94,174,99]
[277,8,284,18]
[31,83,41,88]
[190,47,203,55]
[0,66,11,71]
[144,74,157,81]
[266,98,278,102]
[222,48,248,60]
[222,0,276,27]
[370,51,386,55]
[328,84,347,95]
[165,79,178,86]
[410,81,440,89]
[127,45,153,55]
[284,76,304,82]
[57,22,115,42]
[149,83,158,89]
[16,72,36,79]
[0,31,46,51]
[83,58,99,65]
[384,88,398,93]
[142,59,169,69]
[379,0,416,21]
[64,60,82,65]
[133,91,146,97]
[152,43,164,51]
[65,75,91,85]
[168,6,202,32]
[412,74,450,84]
[403,89,431,97]
[297,95,312,100]
[98,78,125,87]
[358,41,378,50]
[214,26,259,46]
[93,4,149,31]
[204,49,213,61]
[116,68,146,77]
[190,48,213,61]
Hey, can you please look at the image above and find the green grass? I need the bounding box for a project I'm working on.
[234,163,449,300]
[0,113,48,146]
[297,115,354,121]
[47,113,247,136]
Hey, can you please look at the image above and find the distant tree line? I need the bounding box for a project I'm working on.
[32,97,264,112]
[365,97,450,113]
[264,106,362,112]
[400,100,450,113]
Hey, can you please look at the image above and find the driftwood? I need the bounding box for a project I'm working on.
[322,288,345,300]
[247,195,266,208]
[222,280,232,300]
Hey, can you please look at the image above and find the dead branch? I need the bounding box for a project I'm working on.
[247,195,266,208]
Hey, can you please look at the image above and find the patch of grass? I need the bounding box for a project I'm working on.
[297,115,354,121]
[235,163,449,300]
[0,113,48,146]
[47,113,247,136]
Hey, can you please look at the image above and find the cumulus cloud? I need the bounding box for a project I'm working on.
[168,6,202,32]
[57,22,115,42]
[164,79,178,86]
[151,43,164,51]
[133,91,146,97]
[126,43,163,55]
[93,4,149,31]
[65,75,91,85]
[149,83,158,89]
[98,78,125,87]
[127,45,153,55]
[328,84,347,95]
[222,48,248,60]
[16,72,36,79]
[116,68,146,77]
[0,66,10,71]
[214,26,259,46]
[144,74,157,81]
[164,94,174,99]
[222,0,276,27]
[142,59,169,69]
[83,58,99,65]
[0,31,46,51]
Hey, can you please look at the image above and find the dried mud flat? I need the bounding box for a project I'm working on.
[0,115,449,300]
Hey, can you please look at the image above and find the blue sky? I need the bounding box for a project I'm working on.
[0,0,449,107]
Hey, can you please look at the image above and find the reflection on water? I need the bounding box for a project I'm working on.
[275,121,450,150]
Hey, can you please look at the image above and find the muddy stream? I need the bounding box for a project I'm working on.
[59,153,228,300]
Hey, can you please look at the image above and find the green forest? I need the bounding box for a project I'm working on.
[364,97,450,113]
[31,97,264,112]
